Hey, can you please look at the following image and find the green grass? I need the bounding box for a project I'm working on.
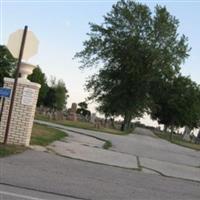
[154,130,200,151]
[0,124,67,157]
[35,114,130,135]
[103,140,112,149]
[0,144,26,157]
[30,123,67,146]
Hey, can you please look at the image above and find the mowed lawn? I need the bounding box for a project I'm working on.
[30,123,66,146]
[0,123,66,157]
[154,130,200,151]
[35,114,130,135]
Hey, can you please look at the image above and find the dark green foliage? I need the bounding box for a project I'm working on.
[44,78,69,111]
[44,87,56,109]
[76,101,91,117]
[55,80,69,110]
[75,0,190,131]
[28,71,69,110]
[28,68,69,110]
[0,45,16,86]
[151,76,200,131]
[78,101,87,110]
[28,67,49,106]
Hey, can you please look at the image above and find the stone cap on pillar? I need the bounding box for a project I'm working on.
[19,62,36,79]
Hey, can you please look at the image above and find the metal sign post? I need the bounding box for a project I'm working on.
[3,26,28,144]
[0,98,5,122]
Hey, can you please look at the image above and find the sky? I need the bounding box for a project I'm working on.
[1,0,200,126]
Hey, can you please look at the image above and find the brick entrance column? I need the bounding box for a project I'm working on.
[0,77,40,146]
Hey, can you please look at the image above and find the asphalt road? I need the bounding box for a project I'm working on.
[0,183,77,200]
[0,150,200,200]
[35,120,200,167]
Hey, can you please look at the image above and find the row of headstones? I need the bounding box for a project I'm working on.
[183,126,200,143]
[36,104,122,129]
[36,105,90,122]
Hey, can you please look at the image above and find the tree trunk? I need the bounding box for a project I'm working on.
[104,116,108,127]
[121,112,132,132]
[111,117,115,128]
[170,125,174,142]
[164,125,168,133]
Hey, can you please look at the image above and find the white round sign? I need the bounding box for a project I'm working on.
[7,29,39,61]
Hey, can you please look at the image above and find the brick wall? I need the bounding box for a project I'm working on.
[0,78,40,146]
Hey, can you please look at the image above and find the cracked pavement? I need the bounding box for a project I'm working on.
[34,120,200,182]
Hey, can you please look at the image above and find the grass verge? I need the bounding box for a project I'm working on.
[0,144,26,158]
[0,124,67,157]
[36,114,130,135]
[30,123,67,146]
[154,130,200,151]
[103,140,112,149]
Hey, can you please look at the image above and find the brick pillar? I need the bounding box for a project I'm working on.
[0,77,41,146]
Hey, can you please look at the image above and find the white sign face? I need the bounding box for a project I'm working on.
[21,88,36,106]
[7,29,39,61]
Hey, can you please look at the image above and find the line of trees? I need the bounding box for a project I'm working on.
[75,0,200,133]
[28,69,69,110]
[0,45,69,111]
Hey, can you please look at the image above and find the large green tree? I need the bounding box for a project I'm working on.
[28,66,49,106]
[0,45,16,87]
[75,0,190,131]
[55,80,69,110]
[44,78,69,111]
[151,75,200,140]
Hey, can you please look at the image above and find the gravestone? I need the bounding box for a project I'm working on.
[67,103,77,121]
[183,126,191,142]
[90,113,96,124]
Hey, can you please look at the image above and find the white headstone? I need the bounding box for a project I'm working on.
[183,126,191,142]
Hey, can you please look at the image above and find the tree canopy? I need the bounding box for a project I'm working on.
[0,46,69,111]
[151,75,200,131]
[44,78,69,111]
[75,0,190,130]
[0,45,16,86]
[76,101,91,117]
[28,66,49,106]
